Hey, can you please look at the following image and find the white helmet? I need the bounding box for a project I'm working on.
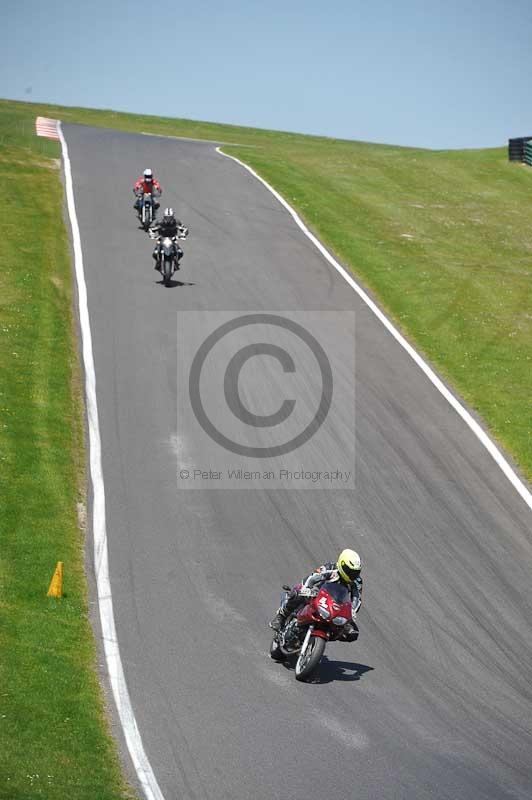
[143,168,153,182]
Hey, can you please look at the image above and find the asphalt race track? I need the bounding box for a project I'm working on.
[64,123,532,800]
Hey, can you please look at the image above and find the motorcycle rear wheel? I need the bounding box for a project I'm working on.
[295,636,325,682]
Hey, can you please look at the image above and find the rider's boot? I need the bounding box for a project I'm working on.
[269,607,287,631]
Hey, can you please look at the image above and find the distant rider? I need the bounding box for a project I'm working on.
[149,208,189,270]
[133,168,162,215]
[270,549,363,642]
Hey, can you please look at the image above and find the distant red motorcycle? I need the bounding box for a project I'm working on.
[270,581,353,682]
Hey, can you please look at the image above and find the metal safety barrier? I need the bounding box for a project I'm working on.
[508,136,532,163]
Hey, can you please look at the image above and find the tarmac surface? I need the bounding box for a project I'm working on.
[64,122,532,800]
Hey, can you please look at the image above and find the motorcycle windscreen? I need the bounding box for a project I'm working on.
[320,581,350,603]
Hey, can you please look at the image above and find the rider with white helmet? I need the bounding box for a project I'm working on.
[133,167,162,214]
[149,208,189,270]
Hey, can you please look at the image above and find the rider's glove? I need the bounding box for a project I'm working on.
[299,586,319,598]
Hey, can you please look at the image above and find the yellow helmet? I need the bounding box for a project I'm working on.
[337,549,361,584]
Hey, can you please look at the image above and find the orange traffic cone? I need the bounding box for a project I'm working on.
[47,562,63,598]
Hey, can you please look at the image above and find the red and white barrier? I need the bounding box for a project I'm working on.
[35,116,60,140]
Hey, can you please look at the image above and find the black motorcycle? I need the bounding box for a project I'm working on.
[149,223,188,286]
[159,236,180,286]
[151,234,187,286]
[139,192,156,231]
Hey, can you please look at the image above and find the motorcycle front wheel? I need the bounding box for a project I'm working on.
[163,258,173,287]
[295,635,326,682]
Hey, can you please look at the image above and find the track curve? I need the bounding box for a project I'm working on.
[64,123,532,800]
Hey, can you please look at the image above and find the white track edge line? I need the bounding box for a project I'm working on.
[58,122,166,800]
[216,146,532,512]
[139,131,254,147]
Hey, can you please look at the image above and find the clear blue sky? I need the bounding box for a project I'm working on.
[1,0,531,148]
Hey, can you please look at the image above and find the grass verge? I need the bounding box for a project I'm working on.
[0,108,136,797]
[2,96,528,480]
[227,143,532,481]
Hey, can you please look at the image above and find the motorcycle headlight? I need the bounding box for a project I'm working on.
[317,607,331,620]
[332,616,348,625]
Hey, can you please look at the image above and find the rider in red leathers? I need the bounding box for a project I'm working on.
[133,168,162,215]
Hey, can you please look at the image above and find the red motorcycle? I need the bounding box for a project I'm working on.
[270,581,354,682]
